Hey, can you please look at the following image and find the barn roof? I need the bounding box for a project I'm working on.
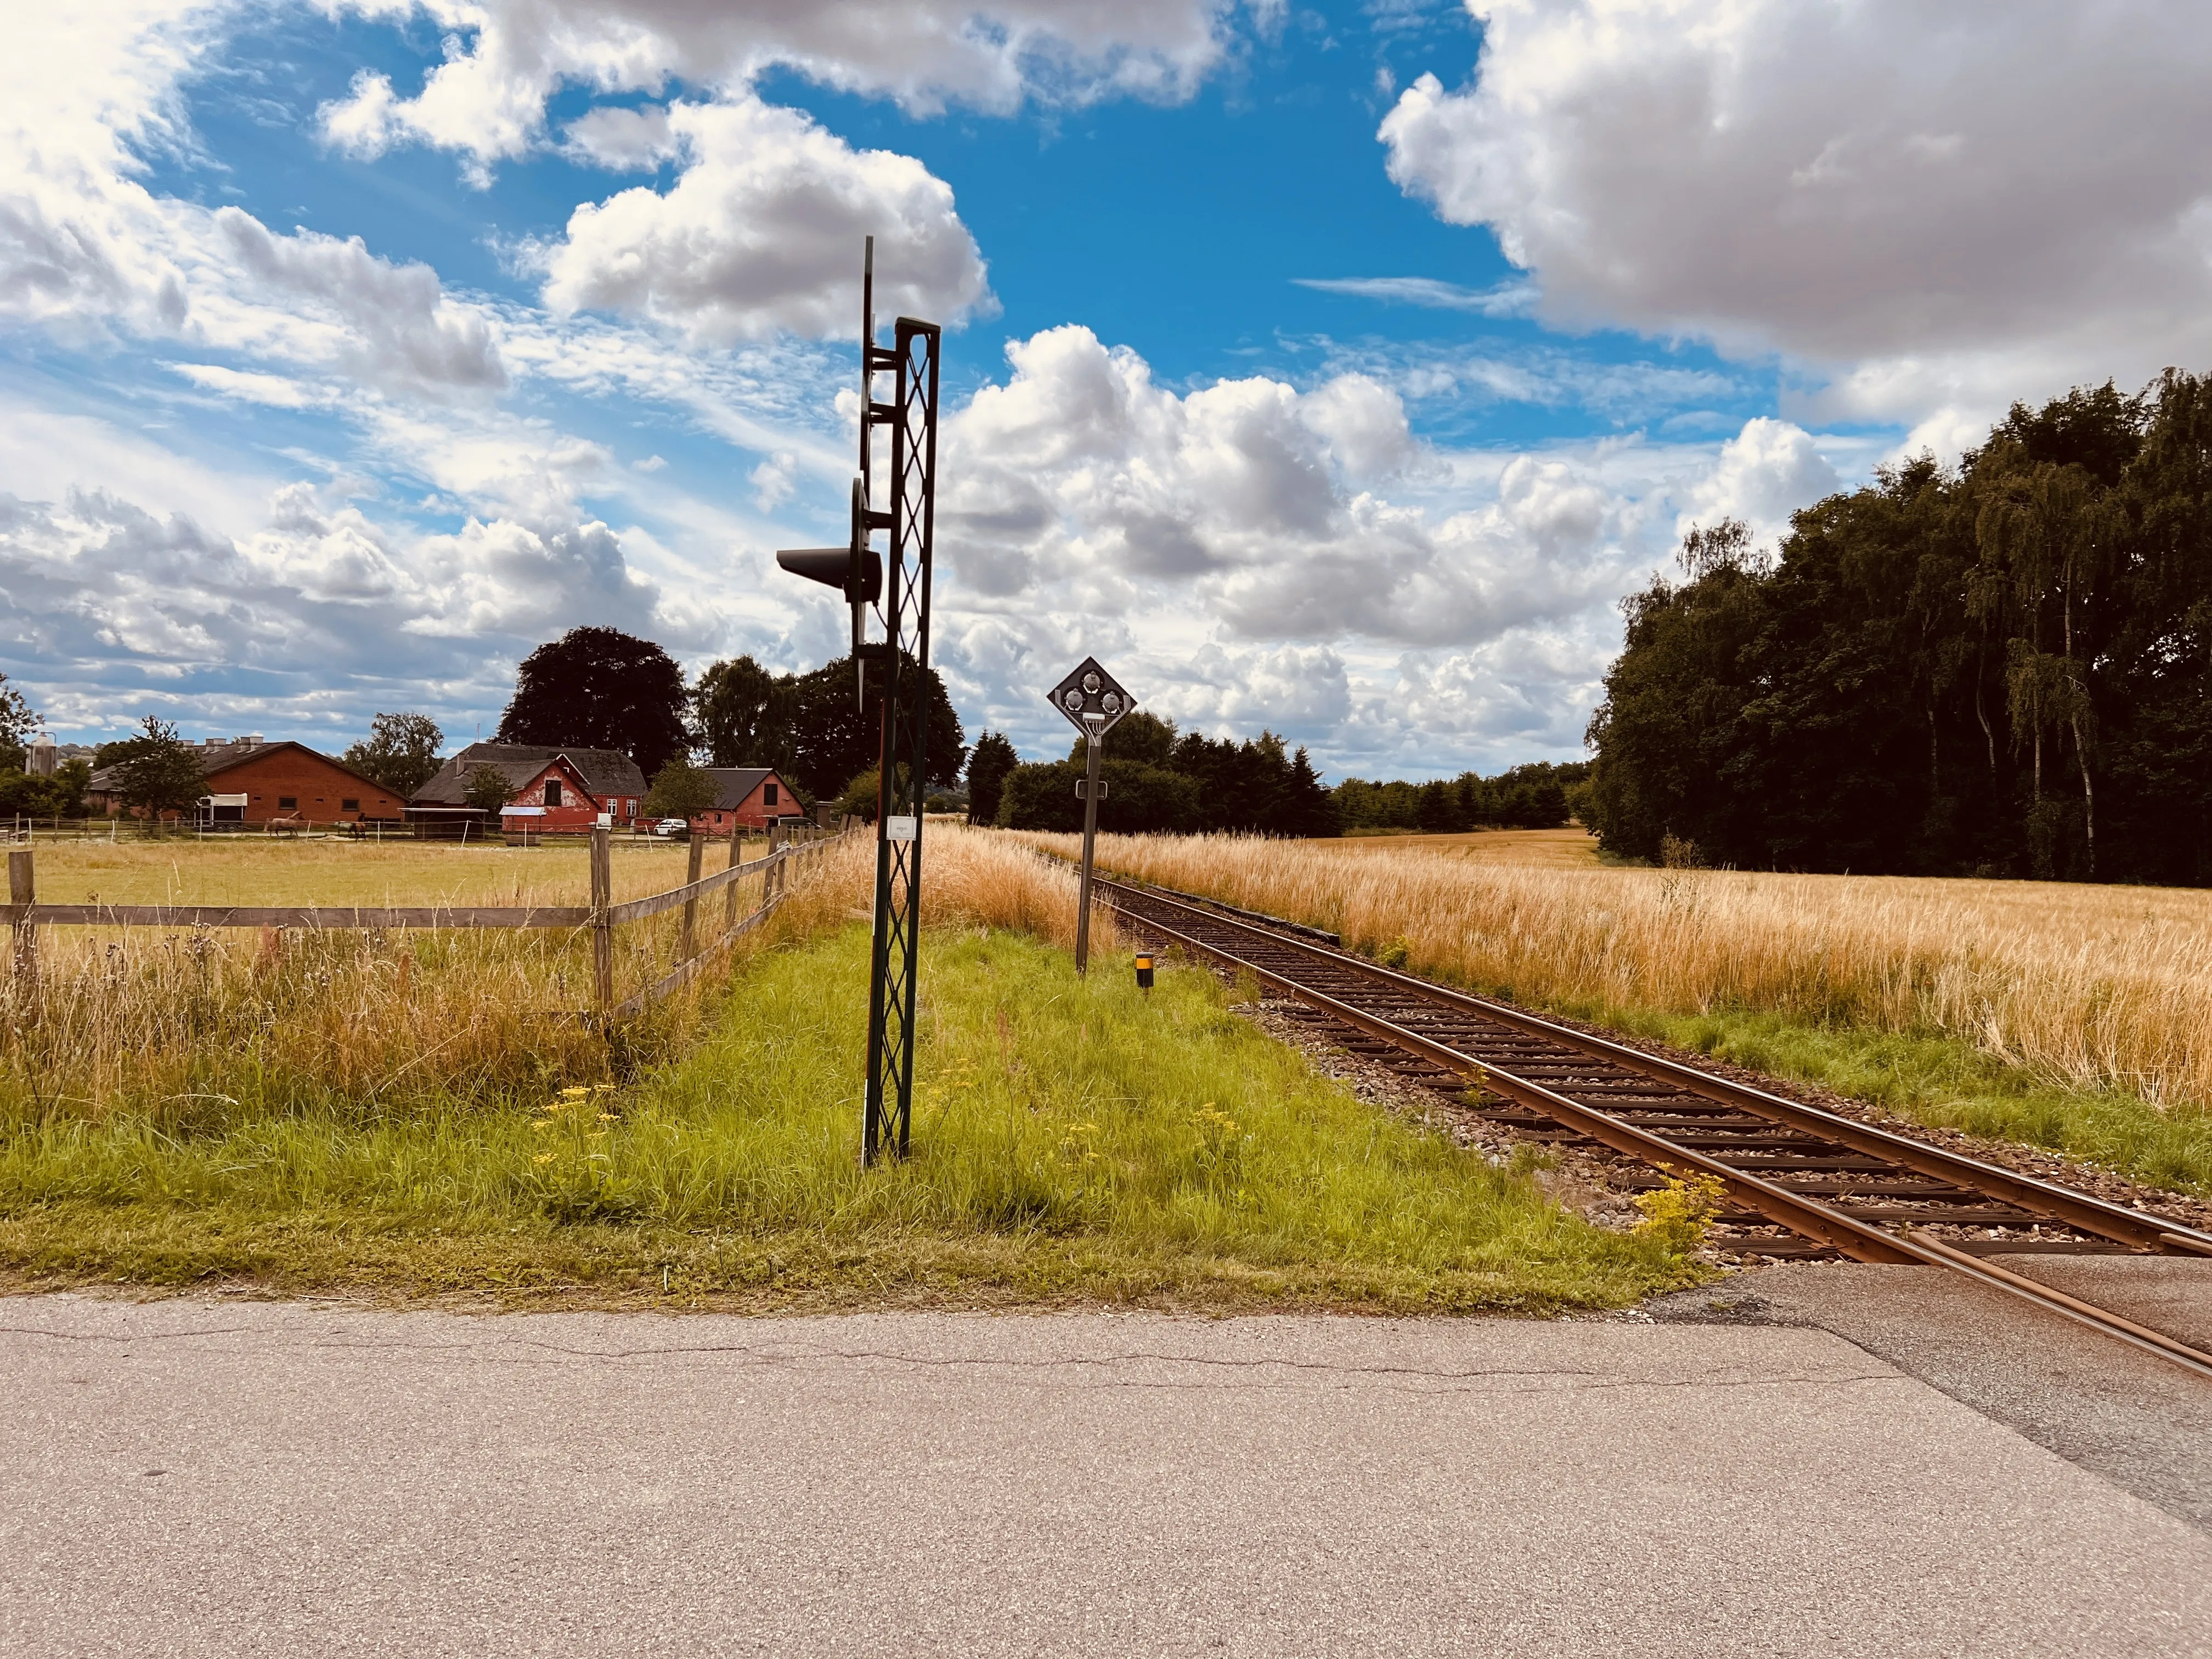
[88,740,389,798]
[700,768,779,810]
[409,742,647,805]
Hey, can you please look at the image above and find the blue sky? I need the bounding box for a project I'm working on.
[4,0,2207,778]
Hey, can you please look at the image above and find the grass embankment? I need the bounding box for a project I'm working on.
[0,827,1685,1311]
[1030,831,2212,1197]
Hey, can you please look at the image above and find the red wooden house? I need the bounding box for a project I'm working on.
[690,768,800,836]
[408,743,648,834]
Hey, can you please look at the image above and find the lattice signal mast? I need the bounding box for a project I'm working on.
[777,239,941,1164]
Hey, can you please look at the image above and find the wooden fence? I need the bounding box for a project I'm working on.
[3,822,854,1023]
[3,814,752,844]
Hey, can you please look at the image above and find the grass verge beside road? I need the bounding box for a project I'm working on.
[0,923,1690,1313]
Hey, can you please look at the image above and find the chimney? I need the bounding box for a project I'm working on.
[205,737,224,748]
[245,733,263,746]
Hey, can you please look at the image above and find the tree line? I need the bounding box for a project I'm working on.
[1331,761,1585,834]
[0,625,968,824]
[0,675,90,816]
[10,617,1586,845]
[1585,372,2212,883]
[979,712,1341,837]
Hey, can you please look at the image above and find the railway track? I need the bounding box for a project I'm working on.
[1101,876,2212,1379]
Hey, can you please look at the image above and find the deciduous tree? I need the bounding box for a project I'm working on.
[691,651,964,801]
[496,627,690,777]
[642,755,719,823]
[342,712,445,798]
[0,673,34,774]
[1583,373,2212,884]
[462,764,515,817]
[109,718,207,819]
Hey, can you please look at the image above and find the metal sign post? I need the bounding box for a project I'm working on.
[776,238,941,1166]
[1047,656,1133,974]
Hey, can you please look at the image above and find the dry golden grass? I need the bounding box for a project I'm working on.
[4,834,844,1124]
[28,834,763,909]
[1019,830,2212,1111]
[1338,826,1605,868]
[0,826,1102,1126]
[919,823,1120,953]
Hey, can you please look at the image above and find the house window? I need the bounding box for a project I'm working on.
[544,778,562,808]
[278,796,297,810]
[342,798,359,812]
[625,798,635,817]
[764,782,778,806]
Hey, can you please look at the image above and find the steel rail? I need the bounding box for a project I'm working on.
[1103,882,2212,1382]
[1101,878,2212,1257]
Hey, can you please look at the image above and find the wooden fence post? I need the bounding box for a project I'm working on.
[766,821,784,906]
[590,826,613,1016]
[8,846,33,996]
[724,826,743,931]
[679,831,704,961]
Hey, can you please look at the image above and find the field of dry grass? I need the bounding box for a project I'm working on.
[1020,828,2212,1189]
[25,834,755,909]
[3,834,829,1126]
[1337,827,1604,868]
[0,827,1116,1128]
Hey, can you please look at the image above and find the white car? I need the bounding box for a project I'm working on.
[651,817,690,837]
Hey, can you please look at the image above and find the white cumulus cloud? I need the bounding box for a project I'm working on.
[1678,417,1840,552]
[0,3,509,399]
[922,324,1760,770]
[538,97,990,343]
[319,0,1247,174]
[1380,0,2212,442]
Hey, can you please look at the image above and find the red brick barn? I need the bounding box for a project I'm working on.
[86,738,404,825]
[690,768,800,836]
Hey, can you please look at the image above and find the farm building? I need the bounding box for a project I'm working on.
[84,738,405,825]
[407,742,648,835]
[690,768,801,836]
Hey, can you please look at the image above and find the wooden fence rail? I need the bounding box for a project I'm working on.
[1,822,856,1022]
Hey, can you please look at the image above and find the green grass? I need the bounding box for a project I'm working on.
[0,925,1692,1312]
[1558,1001,2212,1198]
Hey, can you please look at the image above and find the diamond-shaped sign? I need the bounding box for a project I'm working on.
[1048,656,1135,740]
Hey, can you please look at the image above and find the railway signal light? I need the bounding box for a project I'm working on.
[771,235,943,1168]
[776,477,887,684]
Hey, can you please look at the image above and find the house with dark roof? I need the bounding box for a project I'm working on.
[84,738,404,824]
[689,768,800,836]
[408,742,648,833]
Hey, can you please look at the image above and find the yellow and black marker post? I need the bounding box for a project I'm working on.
[1134,952,1155,994]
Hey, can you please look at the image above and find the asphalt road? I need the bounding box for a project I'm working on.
[1651,1255,2212,1532]
[4,1294,2208,1656]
